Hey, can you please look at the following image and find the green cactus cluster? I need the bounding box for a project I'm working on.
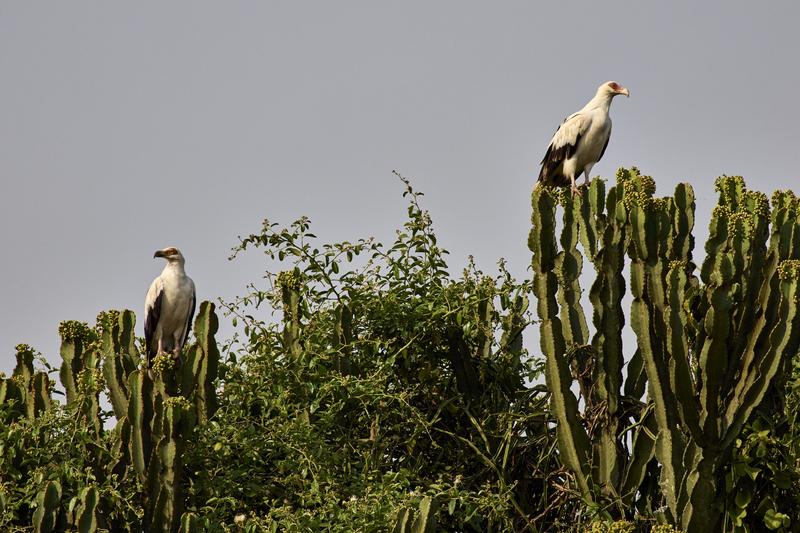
[2,302,220,532]
[0,344,51,422]
[530,168,800,530]
[29,480,101,533]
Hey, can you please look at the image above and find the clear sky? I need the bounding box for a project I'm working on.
[2,2,798,374]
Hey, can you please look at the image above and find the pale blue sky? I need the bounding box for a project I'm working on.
[2,2,798,373]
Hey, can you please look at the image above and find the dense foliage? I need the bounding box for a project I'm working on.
[3,171,800,532]
[183,176,561,531]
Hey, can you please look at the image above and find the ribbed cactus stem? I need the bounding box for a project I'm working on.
[32,480,62,533]
[13,344,34,388]
[529,184,593,499]
[332,303,353,374]
[279,269,303,359]
[583,178,628,496]
[392,496,438,533]
[99,310,138,421]
[29,372,51,420]
[74,485,99,533]
[178,512,205,532]
[145,397,195,533]
[58,320,96,405]
[15,344,52,419]
[556,191,590,347]
[127,369,154,484]
[0,376,25,421]
[721,262,800,446]
[181,301,219,423]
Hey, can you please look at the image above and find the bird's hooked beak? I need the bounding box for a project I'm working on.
[618,86,630,97]
[154,250,166,259]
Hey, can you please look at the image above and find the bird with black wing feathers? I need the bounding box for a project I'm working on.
[538,81,629,195]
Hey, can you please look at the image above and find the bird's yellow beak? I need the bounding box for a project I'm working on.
[619,87,630,97]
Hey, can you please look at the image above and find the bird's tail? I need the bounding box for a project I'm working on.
[537,167,570,188]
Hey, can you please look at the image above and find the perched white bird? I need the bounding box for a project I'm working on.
[144,247,196,365]
[538,81,629,194]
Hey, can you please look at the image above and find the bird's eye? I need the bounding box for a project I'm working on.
[608,82,620,91]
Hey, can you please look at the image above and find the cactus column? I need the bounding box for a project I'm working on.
[529,169,800,530]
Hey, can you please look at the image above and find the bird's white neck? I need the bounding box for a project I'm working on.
[161,261,187,277]
[583,92,615,113]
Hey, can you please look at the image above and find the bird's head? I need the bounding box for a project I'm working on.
[153,246,185,264]
[599,81,630,98]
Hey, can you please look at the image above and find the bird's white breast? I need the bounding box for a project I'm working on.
[568,111,611,177]
[158,270,194,332]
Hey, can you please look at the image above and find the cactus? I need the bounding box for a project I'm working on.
[72,485,99,533]
[58,320,96,404]
[127,368,155,483]
[332,303,353,374]
[530,169,800,529]
[530,177,658,508]
[0,373,24,421]
[127,302,220,531]
[58,319,105,436]
[99,310,139,421]
[32,480,62,533]
[13,343,35,386]
[178,512,206,532]
[530,184,593,498]
[623,174,800,530]
[180,301,219,423]
[17,345,52,420]
[145,397,195,532]
[28,372,51,420]
[279,268,304,359]
[0,345,52,422]
[5,298,219,531]
[393,496,438,533]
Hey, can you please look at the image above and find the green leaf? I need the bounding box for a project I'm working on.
[764,508,790,530]
[735,488,752,509]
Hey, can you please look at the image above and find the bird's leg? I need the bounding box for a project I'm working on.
[570,175,581,196]
[172,333,183,360]
[583,170,591,187]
